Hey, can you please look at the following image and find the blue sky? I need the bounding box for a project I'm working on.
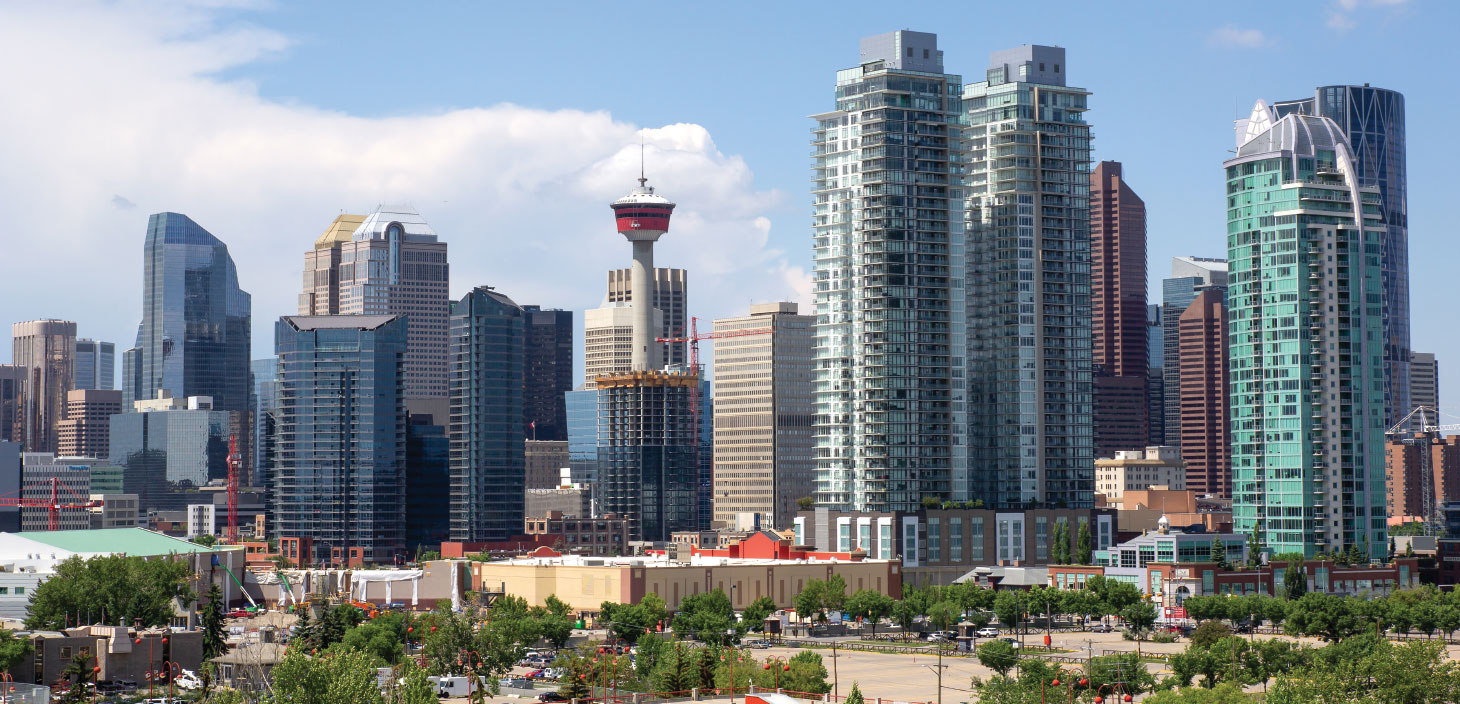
[0,0,1453,411]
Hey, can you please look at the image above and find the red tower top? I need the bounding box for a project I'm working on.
[610,177,676,242]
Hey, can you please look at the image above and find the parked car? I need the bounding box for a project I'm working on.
[539,693,568,702]
[1090,623,1114,633]
[525,669,546,680]
[975,627,1000,638]
[1233,621,1255,634]
[226,609,254,618]
[1000,637,1021,649]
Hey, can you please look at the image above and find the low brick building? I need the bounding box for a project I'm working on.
[9,627,203,688]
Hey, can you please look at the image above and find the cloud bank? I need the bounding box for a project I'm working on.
[0,2,810,380]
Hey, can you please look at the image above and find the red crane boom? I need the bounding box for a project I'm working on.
[226,434,241,543]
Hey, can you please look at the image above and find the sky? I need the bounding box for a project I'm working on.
[0,0,1454,413]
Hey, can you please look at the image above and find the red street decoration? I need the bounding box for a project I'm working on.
[1044,635,1051,646]
[1123,696,1132,702]
[1095,698,1103,704]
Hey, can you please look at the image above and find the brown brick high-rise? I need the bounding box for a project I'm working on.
[1091,161,1149,457]
[1178,289,1229,497]
[1386,432,1460,520]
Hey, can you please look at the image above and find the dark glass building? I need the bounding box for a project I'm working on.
[597,370,699,541]
[405,411,450,553]
[249,358,277,489]
[275,315,407,565]
[448,287,525,542]
[108,398,241,513]
[521,306,573,442]
[123,213,251,413]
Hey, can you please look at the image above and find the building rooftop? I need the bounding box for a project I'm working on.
[281,315,401,331]
[10,528,233,557]
[353,205,438,242]
[314,214,366,249]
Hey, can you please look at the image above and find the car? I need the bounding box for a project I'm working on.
[975,627,1000,638]
[1233,621,1254,634]
[525,669,546,679]
[1000,637,1021,648]
[388,601,407,610]
[227,609,254,618]
[1090,623,1114,633]
[539,692,569,702]
[542,667,563,680]
[924,632,947,642]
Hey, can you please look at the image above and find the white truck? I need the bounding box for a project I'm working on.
[433,675,488,698]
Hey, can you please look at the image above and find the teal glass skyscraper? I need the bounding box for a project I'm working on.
[123,213,251,412]
[1225,103,1388,558]
[964,45,1094,508]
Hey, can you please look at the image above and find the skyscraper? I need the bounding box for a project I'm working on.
[336,206,450,400]
[448,287,525,542]
[583,303,662,384]
[606,267,688,368]
[274,315,407,566]
[1090,161,1149,458]
[299,214,367,316]
[123,213,251,414]
[711,302,815,529]
[250,358,278,488]
[1411,352,1439,416]
[109,393,243,513]
[965,44,1094,508]
[1272,86,1409,426]
[1226,102,1388,558]
[813,30,966,512]
[0,366,22,444]
[73,339,115,390]
[405,411,450,552]
[1177,290,1229,497]
[522,306,573,441]
[1147,304,1166,446]
[597,177,700,541]
[12,319,77,454]
[1161,257,1228,446]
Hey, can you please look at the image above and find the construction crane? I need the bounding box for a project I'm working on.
[226,434,241,544]
[0,478,102,531]
[1384,405,1460,535]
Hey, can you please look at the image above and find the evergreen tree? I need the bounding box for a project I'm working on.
[1284,562,1307,601]
[1210,538,1228,569]
[200,583,228,660]
[1051,519,1069,565]
[293,607,316,651]
[1247,522,1263,567]
[1076,521,1093,565]
[845,682,865,704]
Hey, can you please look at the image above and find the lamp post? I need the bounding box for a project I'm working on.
[459,649,482,703]
[1093,682,1130,704]
[134,634,161,699]
[89,665,100,704]
[1043,676,1088,704]
[1,671,13,704]
[162,660,182,703]
[762,657,789,691]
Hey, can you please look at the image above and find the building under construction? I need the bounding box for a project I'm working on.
[596,370,700,541]
[1386,431,1460,523]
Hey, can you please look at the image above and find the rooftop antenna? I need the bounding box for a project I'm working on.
[639,136,647,189]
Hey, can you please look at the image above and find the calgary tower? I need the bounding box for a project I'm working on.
[610,175,676,371]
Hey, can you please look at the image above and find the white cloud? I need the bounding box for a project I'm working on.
[1326,12,1359,30]
[1207,24,1270,48]
[0,1,810,378]
[1330,0,1411,32]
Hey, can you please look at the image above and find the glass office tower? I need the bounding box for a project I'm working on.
[74,339,115,391]
[124,213,251,412]
[1226,103,1388,559]
[964,45,1093,508]
[275,314,407,565]
[812,30,965,512]
[447,287,526,542]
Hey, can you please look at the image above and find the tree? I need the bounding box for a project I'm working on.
[200,583,228,660]
[796,496,816,510]
[823,574,848,614]
[271,647,386,704]
[533,595,575,649]
[1209,538,1228,569]
[0,630,32,673]
[844,590,894,636]
[674,588,740,645]
[741,596,777,634]
[1145,683,1250,704]
[782,650,830,694]
[1051,518,1070,565]
[397,658,442,704]
[1087,653,1155,695]
[1120,602,1157,651]
[340,611,409,664]
[1247,522,1264,568]
[57,655,97,704]
[891,598,920,641]
[927,600,961,635]
[794,580,826,627]
[1190,620,1232,649]
[993,590,1026,634]
[1283,561,1307,601]
[845,682,865,704]
[1076,521,1094,565]
[191,534,219,547]
[25,554,193,630]
[977,639,1018,677]
[1284,592,1359,641]
[634,632,668,678]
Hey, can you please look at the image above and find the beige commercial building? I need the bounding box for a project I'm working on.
[469,532,900,614]
[299,214,366,316]
[1095,446,1185,500]
[711,302,814,529]
[56,389,122,458]
[11,319,76,453]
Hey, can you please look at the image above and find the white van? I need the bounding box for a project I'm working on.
[436,675,487,698]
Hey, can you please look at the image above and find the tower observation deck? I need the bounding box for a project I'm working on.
[610,177,676,371]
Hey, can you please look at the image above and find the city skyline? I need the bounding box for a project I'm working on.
[1,1,1454,409]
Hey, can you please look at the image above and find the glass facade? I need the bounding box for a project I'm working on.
[74,339,115,391]
[1161,260,1228,447]
[274,314,407,565]
[813,30,965,512]
[125,213,251,413]
[597,372,699,541]
[108,405,241,512]
[522,306,573,442]
[249,358,277,489]
[1226,110,1388,558]
[448,287,525,542]
[964,46,1093,508]
[406,412,450,552]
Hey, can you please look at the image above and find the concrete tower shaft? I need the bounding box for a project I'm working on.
[610,177,676,371]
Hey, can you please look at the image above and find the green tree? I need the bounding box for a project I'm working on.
[271,647,386,704]
[891,598,920,641]
[340,611,409,664]
[794,580,826,627]
[1120,601,1158,652]
[927,600,961,635]
[1051,518,1070,565]
[1088,652,1155,695]
[634,632,668,678]
[1190,619,1232,649]
[1283,560,1307,601]
[845,682,865,704]
[823,574,848,614]
[1145,683,1250,704]
[397,658,442,704]
[1284,592,1359,641]
[993,590,1026,635]
[1247,522,1264,568]
[977,639,1018,677]
[0,629,33,673]
[741,596,777,633]
[796,496,815,510]
[200,582,228,660]
[1076,521,1093,565]
[673,589,740,645]
[533,595,575,649]
[782,650,831,694]
[57,656,97,704]
[1210,538,1228,569]
[845,589,894,636]
[25,554,193,630]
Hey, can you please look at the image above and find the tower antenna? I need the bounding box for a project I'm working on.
[639,136,647,188]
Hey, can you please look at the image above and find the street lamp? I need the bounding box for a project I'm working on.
[762,657,790,691]
[160,660,182,703]
[459,649,482,703]
[1093,682,1131,704]
[1043,676,1088,704]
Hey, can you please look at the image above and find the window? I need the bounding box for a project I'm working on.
[906,47,913,57]
[858,524,872,553]
[1035,517,1048,561]
[879,524,892,560]
[59,647,72,659]
[950,517,963,562]
[970,517,985,561]
[928,518,942,562]
[838,522,851,553]
[923,49,930,59]
[0,587,8,595]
